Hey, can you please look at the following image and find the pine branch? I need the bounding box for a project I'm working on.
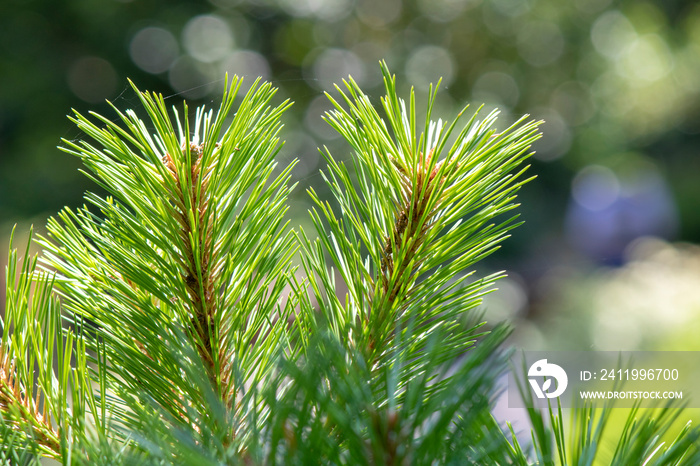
[0,227,96,460]
[266,322,515,464]
[1,248,59,457]
[39,75,298,451]
[287,61,543,462]
[303,62,542,374]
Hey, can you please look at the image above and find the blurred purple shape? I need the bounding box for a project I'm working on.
[565,165,678,265]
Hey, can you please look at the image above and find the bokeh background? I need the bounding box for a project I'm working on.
[2,0,700,356]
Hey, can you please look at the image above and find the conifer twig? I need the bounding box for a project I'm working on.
[39,75,298,451]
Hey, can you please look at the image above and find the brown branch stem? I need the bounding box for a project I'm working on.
[163,144,228,401]
[371,149,443,356]
[0,350,61,455]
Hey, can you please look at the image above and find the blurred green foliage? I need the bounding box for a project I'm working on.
[2,0,700,341]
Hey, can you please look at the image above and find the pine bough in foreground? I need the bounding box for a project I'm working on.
[2,63,699,464]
